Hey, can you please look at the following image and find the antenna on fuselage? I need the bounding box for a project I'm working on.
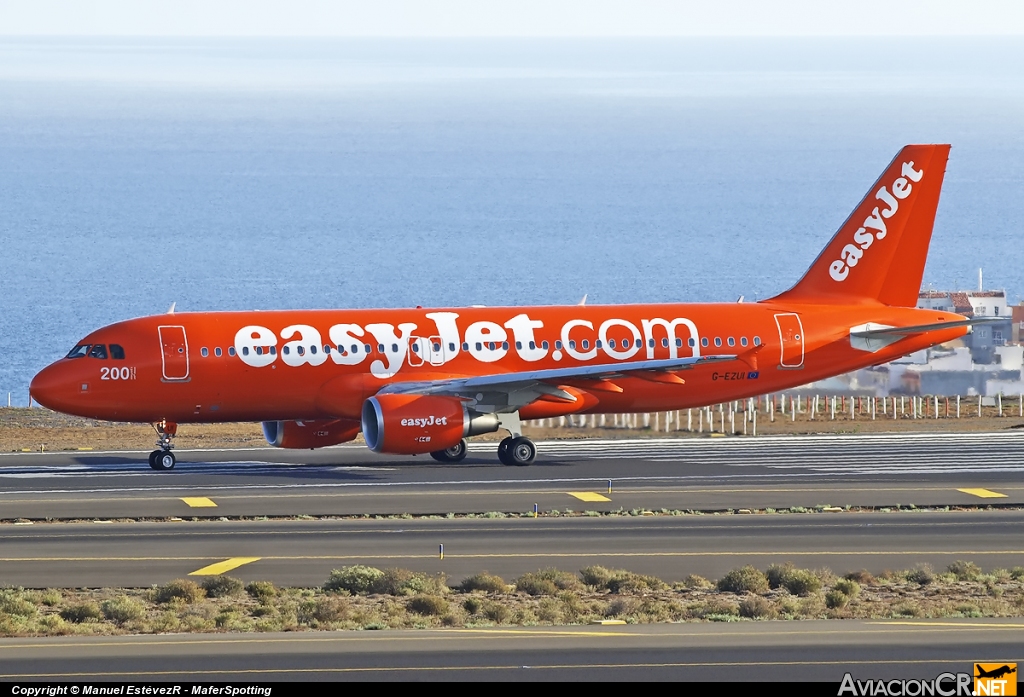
[577,294,587,306]
[737,295,745,303]
[167,302,176,315]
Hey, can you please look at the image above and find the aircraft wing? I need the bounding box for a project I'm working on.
[377,354,736,412]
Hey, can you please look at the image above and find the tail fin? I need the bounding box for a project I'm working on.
[769,144,951,307]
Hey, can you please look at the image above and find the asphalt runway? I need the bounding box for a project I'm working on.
[0,620,1020,681]
[3,509,1024,587]
[1,433,1023,520]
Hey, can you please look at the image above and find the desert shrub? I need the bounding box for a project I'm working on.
[580,566,616,588]
[906,565,935,586]
[37,591,62,607]
[481,601,511,623]
[462,597,482,614]
[460,573,507,594]
[60,602,102,623]
[375,568,449,596]
[947,560,982,582]
[245,581,278,600]
[298,597,349,624]
[844,570,875,585]
[408,595,449,616]
[0,590,37,617]
[782,569,822,596]
[1010,567,1024,581]
[515,569,580,596]
[101,596,145,624]
[154,579,205,604]
[766,563,796,589]
[717,566,768,594]
[824,590,849,609]
[679,574,713,590]
[201,576,244,598]
[606,597,639,617]
[833,579,861,598]
[607,573,667,594]
[323,566,385,595]
[738,596,774,618]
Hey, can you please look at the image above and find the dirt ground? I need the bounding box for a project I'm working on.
[2,397,1023,453]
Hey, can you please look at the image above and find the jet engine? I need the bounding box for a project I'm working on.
[262,418,361,449]
[361,393,499,454]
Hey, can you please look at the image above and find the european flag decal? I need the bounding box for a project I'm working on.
[747,371,760,379]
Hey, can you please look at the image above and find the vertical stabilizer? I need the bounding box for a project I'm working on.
[769,144,950,307]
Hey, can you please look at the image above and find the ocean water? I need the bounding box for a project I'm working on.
[1,38,1024,402]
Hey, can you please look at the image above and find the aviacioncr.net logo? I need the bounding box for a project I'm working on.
[838,672,973,696]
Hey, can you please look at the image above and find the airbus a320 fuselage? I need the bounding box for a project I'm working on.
[31,144,977,469]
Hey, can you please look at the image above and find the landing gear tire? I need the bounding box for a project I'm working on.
[430,439,468,463]
[508,437,536,466]
[498,436,535,466]
[497,437,514,466]
[150,450,176,471]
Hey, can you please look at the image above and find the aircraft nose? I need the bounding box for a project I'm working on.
[30,363,72,412]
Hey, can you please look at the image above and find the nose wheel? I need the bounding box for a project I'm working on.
[148,420,178,471]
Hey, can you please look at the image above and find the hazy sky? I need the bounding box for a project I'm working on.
[1,1,1023,37]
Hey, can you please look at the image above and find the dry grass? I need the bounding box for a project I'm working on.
[2,561,1024,637]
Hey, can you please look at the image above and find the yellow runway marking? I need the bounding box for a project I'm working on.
[181,497,217,508]
[957,488,1007,499]
[188,557,261,576]
[568,492,611,502]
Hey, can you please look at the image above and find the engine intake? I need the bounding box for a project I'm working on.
[361,394,499,454]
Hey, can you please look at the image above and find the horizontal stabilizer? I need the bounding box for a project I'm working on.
[849,316,1000,352]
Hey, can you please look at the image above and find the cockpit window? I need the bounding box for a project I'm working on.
[88,344,108,359]
[110,344,125,360]
[66,345,89,359]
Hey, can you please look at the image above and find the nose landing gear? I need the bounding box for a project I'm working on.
[148,420,177,471]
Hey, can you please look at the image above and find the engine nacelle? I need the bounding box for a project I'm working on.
[262,418,361,449]
[361,393,499,454]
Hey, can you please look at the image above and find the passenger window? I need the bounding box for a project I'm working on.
[608,339,616,349]
[569,340,576,349]
[270,346,277,355]
[488,342,495,351]
[529,341,536,350]
[201,347,209,357]
[581,340,589,349]
[649,338,655,347]
[229,347,236,356]
[542,341,550,350]
[242,347,249,356]
[714,338,722,347]
[297,346,304,356]
[66,345,89,359]
[377,344,385,353]
[661,338,668,348]
[391,344,397,353]
[433,343,441,352]
[701,338,709,347]
[412,344,419,353]
[337,345,344,354]
[555,340,562,350]
[324,344,330,353]
[688,338,696,347]
[728,337,735,347]
[88,345,108,359]
[515,341,522,350]
[309,345,317,355]
[675,338,682,347]
[255,347,263,356]
[635,339,642,348]
[364,344,372,353]
[502,341,509,350]
[475,342,483,351]
[283,346,291,355]
[110,344,126,360]
[741,337,748,347]
[753,336,761,346]
[448,343,456,352]
[215,347,222,357]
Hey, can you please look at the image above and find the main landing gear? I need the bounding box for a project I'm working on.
[148,420,177,471]
[430,439,468,463]
[495,412,535,467]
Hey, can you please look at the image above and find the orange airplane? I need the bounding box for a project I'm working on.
[30,144,987,470]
